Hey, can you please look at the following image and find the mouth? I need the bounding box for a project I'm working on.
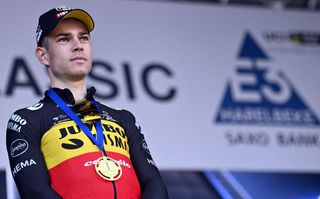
[70,56,87,62]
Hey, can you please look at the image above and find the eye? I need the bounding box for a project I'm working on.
[80,35,90,42]
[57,37,69,43]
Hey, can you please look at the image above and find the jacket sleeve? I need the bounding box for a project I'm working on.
[120,110,169,199]
[6,110,62,199]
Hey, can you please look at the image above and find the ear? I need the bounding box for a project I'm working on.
[35,47,50,66]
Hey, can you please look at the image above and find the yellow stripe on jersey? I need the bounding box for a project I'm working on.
[41,120,130,169]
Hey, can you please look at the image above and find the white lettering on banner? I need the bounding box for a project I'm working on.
[219,108,314,124]
[231,63,291,104]
[12,159,37,177]
[261,70,291,104]
[231,69,261,103]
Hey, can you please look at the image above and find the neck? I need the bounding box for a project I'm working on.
[51,80,87,101]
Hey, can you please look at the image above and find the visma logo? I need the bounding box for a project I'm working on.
[215,32,320,126]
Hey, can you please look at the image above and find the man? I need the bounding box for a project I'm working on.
[6,5,168,199]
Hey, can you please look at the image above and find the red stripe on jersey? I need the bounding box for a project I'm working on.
[48,151,141,199]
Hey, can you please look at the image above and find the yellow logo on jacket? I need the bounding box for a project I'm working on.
[41,120,130,169]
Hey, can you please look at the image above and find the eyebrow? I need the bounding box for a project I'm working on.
[54,31,90,38]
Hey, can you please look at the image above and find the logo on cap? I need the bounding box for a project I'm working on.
[55,5,71,12]
[56,11,69,19]
[55,5,71,19]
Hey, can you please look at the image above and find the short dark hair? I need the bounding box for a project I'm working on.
[41,36,49,49]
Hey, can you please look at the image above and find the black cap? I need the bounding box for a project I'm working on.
[36,5,94,46]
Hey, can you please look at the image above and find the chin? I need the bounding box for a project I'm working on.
[69,71,89,80]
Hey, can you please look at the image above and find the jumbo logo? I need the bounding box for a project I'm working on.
[10,139,29,157]
[58,121,129,151]
[58,125,83,149]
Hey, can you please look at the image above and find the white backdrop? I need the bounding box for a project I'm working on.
[1,0,320,174]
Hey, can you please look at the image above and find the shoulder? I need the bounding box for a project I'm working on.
[9,100,47,119]
[98,102,137,124]
[7,99,52,130]
[6,103,42,135]
[9,102,43,119]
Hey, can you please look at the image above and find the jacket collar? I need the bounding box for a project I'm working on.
[45,87,96,105]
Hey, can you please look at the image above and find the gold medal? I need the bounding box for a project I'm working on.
[95,156,122,181]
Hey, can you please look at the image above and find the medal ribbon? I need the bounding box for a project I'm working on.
[48,88,105,152]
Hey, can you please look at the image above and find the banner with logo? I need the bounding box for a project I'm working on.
[1,0,320,176]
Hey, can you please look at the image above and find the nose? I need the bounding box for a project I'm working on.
[72,37,83,52]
